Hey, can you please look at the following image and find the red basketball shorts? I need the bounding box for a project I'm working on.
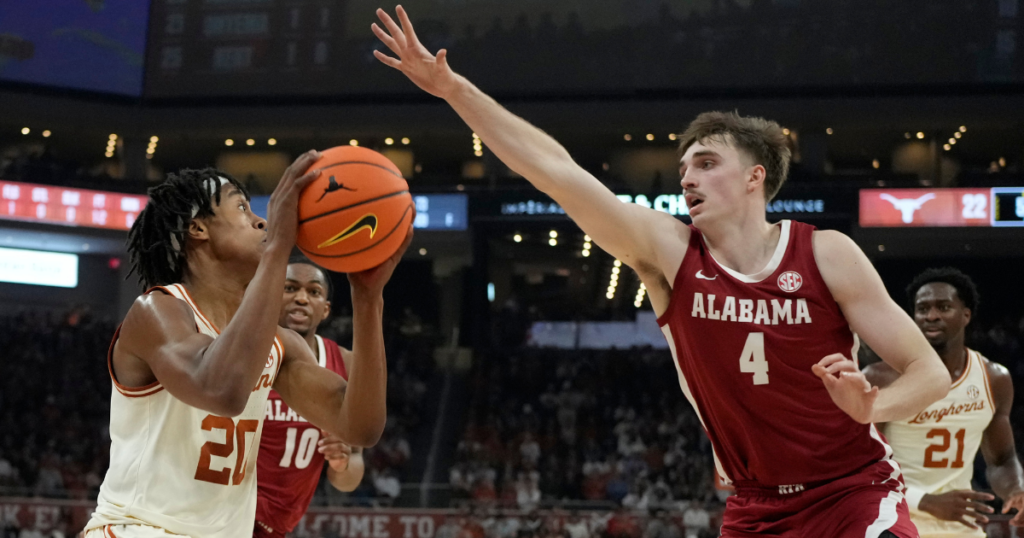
[721,462,919,538]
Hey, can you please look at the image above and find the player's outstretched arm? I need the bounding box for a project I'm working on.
[371,6,685,279]
[116,152,322,417]
[811,230,949,424]
[274,226,412,446]
[980,360,1024,526]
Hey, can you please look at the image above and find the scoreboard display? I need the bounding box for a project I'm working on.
[859,188,1024,228]
[0,180,148,231]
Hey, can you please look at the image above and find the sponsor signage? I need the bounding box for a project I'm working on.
[482,190,844,220]
[0,247,78,288]
[0,180,148,231]
[860,187,1024,227]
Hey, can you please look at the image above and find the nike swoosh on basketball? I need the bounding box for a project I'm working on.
[696,270,717,280]
[318,214,378,248]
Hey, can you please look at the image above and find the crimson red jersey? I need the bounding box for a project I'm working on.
[657,220,898,488]
[255,335,348,535]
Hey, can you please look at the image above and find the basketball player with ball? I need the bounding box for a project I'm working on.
[254,255,367,538]
[865,268,1024,537]
[372,7,949,536]
[83,149,413,537]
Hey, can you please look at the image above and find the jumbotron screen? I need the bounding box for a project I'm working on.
[0,0,149,96]
[144,0,1011,98]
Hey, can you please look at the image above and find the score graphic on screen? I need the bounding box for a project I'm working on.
[992,188,1024,227]
[0,180,148,231]
[859,189,991,227]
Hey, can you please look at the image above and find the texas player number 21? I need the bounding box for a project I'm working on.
[739,333,769,385]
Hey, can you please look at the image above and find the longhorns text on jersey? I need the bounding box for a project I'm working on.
[85,284,283,538]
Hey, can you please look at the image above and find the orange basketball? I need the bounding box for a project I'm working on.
[296,146,413,273]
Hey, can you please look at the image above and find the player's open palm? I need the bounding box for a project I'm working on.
[812,353,878,424]
[372,6,460,99]
[266,150,322,249]
[919,490,995,529]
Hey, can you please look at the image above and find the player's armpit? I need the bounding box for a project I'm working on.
[117,292,244,416]
[812,230,949,423]
[273,328,381,447]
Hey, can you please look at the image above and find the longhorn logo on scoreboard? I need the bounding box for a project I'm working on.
[777,271,803,293]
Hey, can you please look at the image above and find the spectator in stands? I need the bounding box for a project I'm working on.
[562,512,587,538]
[643,510,682,538]
[681,501,711,538]
[372,468,402,501]
[436,516,462,538]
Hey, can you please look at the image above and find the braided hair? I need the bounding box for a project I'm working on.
[127,168,249,289]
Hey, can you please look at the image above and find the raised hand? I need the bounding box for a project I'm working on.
[919,490,995,529]
[348,223,414,297]
[266,150,322,251]
[811,353,878,424]
[371,6,461,99]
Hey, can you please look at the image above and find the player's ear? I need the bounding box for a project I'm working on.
[747,164,767,195]
[963,307,972,325]
[322,300,332,320]
[188,218,209,241]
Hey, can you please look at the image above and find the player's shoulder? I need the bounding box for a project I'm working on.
[862,360,901,390]
[809,228,859,262]
[978,352,1012,388]
[122,289,195,334]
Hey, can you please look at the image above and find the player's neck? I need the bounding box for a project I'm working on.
[700,216,779,276]
[936,336,968,378]
[181,267,249,329]
[305,332,319,357]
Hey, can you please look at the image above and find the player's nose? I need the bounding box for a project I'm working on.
[253,214,267,230]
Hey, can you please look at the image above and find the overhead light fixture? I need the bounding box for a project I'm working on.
[668,133,677,141]
[246,139,255,146]
[513,234,522,243]
[634,283,647,308]
[42,130,51,138]
[872,159,879,169]
[623,134,632,141]
[949,138,956,145]
[225,139,234,146]
[904,132,911,139]
[826,128,834,135]
[150,136,159,143]
[20,127,29,135]
[349,139,358,146]
[549,230,558,238]
[959,126,967,133]
[954,132,962,139]
[548,238,557,246]
[782,128,791,136]
[943,144,951,151]
[646,134,654,141]
[916,132,925,139]
[268,138,277,146]
[385,138,394,145]
[419,248,427,255]
[401,137,410,145]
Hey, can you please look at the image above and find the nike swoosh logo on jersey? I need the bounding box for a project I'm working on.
[318,214,378,248]
[696,270,717,280]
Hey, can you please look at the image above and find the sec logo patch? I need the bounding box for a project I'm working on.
[778,271,803,293]
[967,385,980,400]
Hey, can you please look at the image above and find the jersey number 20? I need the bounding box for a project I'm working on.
[739,333,769,385]
[194,415,259,486]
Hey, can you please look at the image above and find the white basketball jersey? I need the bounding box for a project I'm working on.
[883,349,995,520]
[86,284,283,537]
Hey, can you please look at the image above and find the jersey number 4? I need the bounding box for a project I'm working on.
[195,415,259,486]
[739,333,769,385]
[279,427,321,469]
[924,428,967,469]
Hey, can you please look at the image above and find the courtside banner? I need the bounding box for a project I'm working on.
[859,188,990,227]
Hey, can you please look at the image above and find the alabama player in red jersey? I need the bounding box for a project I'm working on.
[372,8,950,537]
[254,256,367,538]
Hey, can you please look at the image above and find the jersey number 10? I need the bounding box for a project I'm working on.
[279,427,322,469]
[924,428,967,469]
